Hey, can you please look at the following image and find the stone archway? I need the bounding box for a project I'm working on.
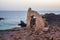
[26,8,48,33]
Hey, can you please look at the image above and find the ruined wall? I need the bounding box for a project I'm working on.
[26,8,48,33]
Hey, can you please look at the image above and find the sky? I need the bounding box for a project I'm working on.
[0,0,60,11]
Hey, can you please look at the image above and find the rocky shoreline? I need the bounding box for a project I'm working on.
[0,23,60,40]
[0,8,60,40]
[0,13,60,40]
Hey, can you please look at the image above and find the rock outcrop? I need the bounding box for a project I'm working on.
[45,13,60,24]
[0,18,4,20]
[18,21,26,27]
[26,8,48,33]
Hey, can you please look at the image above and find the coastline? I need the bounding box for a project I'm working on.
[0,13,60,40]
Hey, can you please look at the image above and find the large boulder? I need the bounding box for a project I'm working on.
[18,21,26,27]
[0,18,4,20]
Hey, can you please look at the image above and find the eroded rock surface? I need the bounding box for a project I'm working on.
[26,8,48,33]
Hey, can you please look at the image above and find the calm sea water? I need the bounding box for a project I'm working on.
[0,11,27,30]
[0,11,60,30]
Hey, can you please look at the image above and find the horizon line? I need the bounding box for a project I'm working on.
[0,10,60,12]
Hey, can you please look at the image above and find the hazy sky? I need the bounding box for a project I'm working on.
[0,0,60,11]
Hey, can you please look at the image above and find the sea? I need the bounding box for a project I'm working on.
[0,11,60,30]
